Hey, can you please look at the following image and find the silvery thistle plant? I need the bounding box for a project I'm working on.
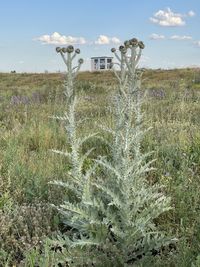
[52,40,173,267]
[91,38,173,265]
[50,46,96,204]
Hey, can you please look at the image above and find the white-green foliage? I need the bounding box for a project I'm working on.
[51,46,96,200]
[52,39,172,267]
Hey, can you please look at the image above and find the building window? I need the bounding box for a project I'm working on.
[100,65,105,69]
[99,58,105,69]
[107,58,112,63]
[93,59,99,70]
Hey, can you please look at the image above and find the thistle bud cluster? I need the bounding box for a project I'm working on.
[111,37,145,84]
[56,45,83,81]
[123,38,145,49]
[56,45,81,54]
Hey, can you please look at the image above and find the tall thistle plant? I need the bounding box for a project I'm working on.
[53,39,172,267]
[51,46,96,201]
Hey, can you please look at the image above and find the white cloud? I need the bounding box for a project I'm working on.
[150,8,194,27]
[95,35,109,44]
[111,37,121,44]
[95,35,120,45]
[170,35,192,40]
[150,33,165,40]
[194,41,200,47]
[150,33,193,41]
[188,10,195,17]
[35,32,87,45]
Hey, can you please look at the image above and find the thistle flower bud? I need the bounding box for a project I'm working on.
[78,58,84,64]
[62,47,68,53]
[67,45,74,53]
[124,40,130,47]
[111,48,116,53]
[130,38,138,46]
[75,48,80,54]
[138,41,145,49]
[119,45,125,52]
[56,47,62,53]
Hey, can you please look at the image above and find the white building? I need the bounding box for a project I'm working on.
[91,56,113,71]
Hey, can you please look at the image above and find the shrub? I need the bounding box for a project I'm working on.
[0,202,58,265]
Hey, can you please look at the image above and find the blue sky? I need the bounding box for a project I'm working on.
[0,0,199,72]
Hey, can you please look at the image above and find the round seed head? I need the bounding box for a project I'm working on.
[56,47,62,53]
[62,47,68,53]
[138,41,145,49]
[75,48,80,54]
[78,58,84,64]
[67,45,74,53]
[111,47,116,53]
[119,45,125,52]
[130,38,138,46]
[122,47,127,54]
[124,40,130,47]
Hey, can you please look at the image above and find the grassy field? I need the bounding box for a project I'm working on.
[1,68,200,266]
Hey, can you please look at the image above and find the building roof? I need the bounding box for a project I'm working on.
[91,56,113,59]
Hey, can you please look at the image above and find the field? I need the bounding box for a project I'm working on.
[1,68,200,266]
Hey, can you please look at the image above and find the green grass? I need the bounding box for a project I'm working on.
[1,68,200,266]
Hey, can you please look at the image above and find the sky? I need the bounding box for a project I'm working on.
[0,0,200,72]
